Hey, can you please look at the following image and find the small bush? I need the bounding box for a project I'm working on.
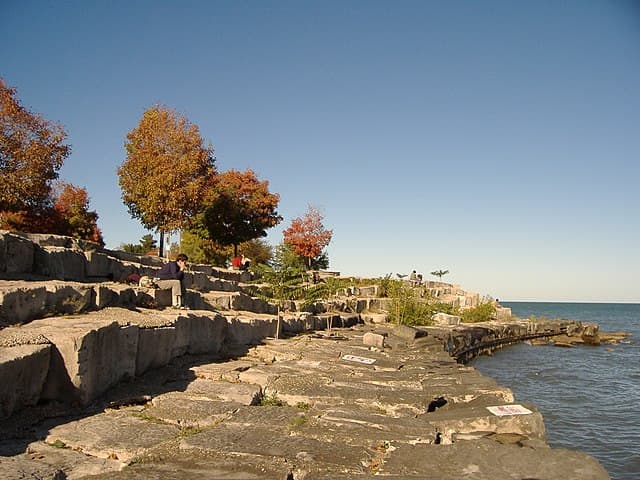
[461,303,496,323]
[259,394,287,407]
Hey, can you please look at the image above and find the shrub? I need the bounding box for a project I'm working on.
[461,303,496,323]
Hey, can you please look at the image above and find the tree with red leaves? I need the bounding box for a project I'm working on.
[52,183,104,245]
[283,205,333,269]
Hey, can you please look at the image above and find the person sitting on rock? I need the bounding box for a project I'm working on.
[154,253,189,309]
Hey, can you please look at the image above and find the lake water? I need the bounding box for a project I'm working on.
[471,302,640,480]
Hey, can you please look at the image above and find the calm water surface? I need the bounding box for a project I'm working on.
[471,302,640,480]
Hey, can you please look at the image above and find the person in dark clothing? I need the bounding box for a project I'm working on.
[154,253,188,309]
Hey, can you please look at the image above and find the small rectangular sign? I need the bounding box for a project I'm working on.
[342,354,376,365]
[486,404,533,416]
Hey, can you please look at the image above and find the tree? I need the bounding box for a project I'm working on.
[0,78,70,215]
[118,105,216,256]
[119,234,158,255]
[195,169,282,257]
[51,182,104,245]
[256,243,306,339]
[283,205,333,269]
[430,269,450,281]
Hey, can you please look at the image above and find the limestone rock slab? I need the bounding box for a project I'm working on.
[144,391,242,428]
[184,378,262,405]
[45,409,180,463]
[0,441,123,480]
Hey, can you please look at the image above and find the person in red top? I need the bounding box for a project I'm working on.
[154,253,188,309]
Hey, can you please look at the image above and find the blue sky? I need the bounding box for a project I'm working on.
[2,1,639,302]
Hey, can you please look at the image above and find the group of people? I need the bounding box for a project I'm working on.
[408,270,423,286]
[231,254,251,271]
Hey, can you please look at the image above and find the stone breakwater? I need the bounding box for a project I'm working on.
[0,323,610,479]
[0,231,616,479]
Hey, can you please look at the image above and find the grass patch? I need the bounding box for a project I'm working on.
[289,415,307,427]
[177,426,203,438]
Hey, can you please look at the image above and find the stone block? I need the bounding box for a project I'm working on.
[34,247,87,281]
[46,283,96,315]
[362,313,389,323]
[363,332,385,349]
[35,317,139,405]
[136,326,177,375]
[45,409,179,463]
[183,271,213,291]
[1,232,35,274]
[174,313,228,355]
[432,312,462,326]
[190,264,213,275]
[22,233,72,248]
[226,315,277,345]
[0,284,48,326]
[185,379,262,405]
[139,255,164,267]
[95,285,119,309]
[393,324,426,341]
[356,285,379,297]
[0,344,51,418]
[84,251,111,278]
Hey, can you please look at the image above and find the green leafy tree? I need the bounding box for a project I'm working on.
[119,234,158,255]
[430,269,450,281]
[195,169,282,257]
[239,238,273,266]
[255,243,305,338]
[118,104,216,256]
[139,234,158,254]
[181,231,273,267]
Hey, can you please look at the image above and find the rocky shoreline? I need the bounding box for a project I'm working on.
[0,321,614,480]
[0,231,628,479]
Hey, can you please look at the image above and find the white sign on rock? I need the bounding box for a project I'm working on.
[486,404,533,416]
[342,354,376,365]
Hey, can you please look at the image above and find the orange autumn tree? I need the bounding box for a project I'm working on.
[1,79,103,243]
[0,78,70,227]
[118,105,216,256]
[283,205,333,269]
[194,169,282,257]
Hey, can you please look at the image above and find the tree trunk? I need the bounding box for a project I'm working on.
[158,231,165,258]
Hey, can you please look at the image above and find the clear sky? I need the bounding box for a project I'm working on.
[2,1,639,302]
